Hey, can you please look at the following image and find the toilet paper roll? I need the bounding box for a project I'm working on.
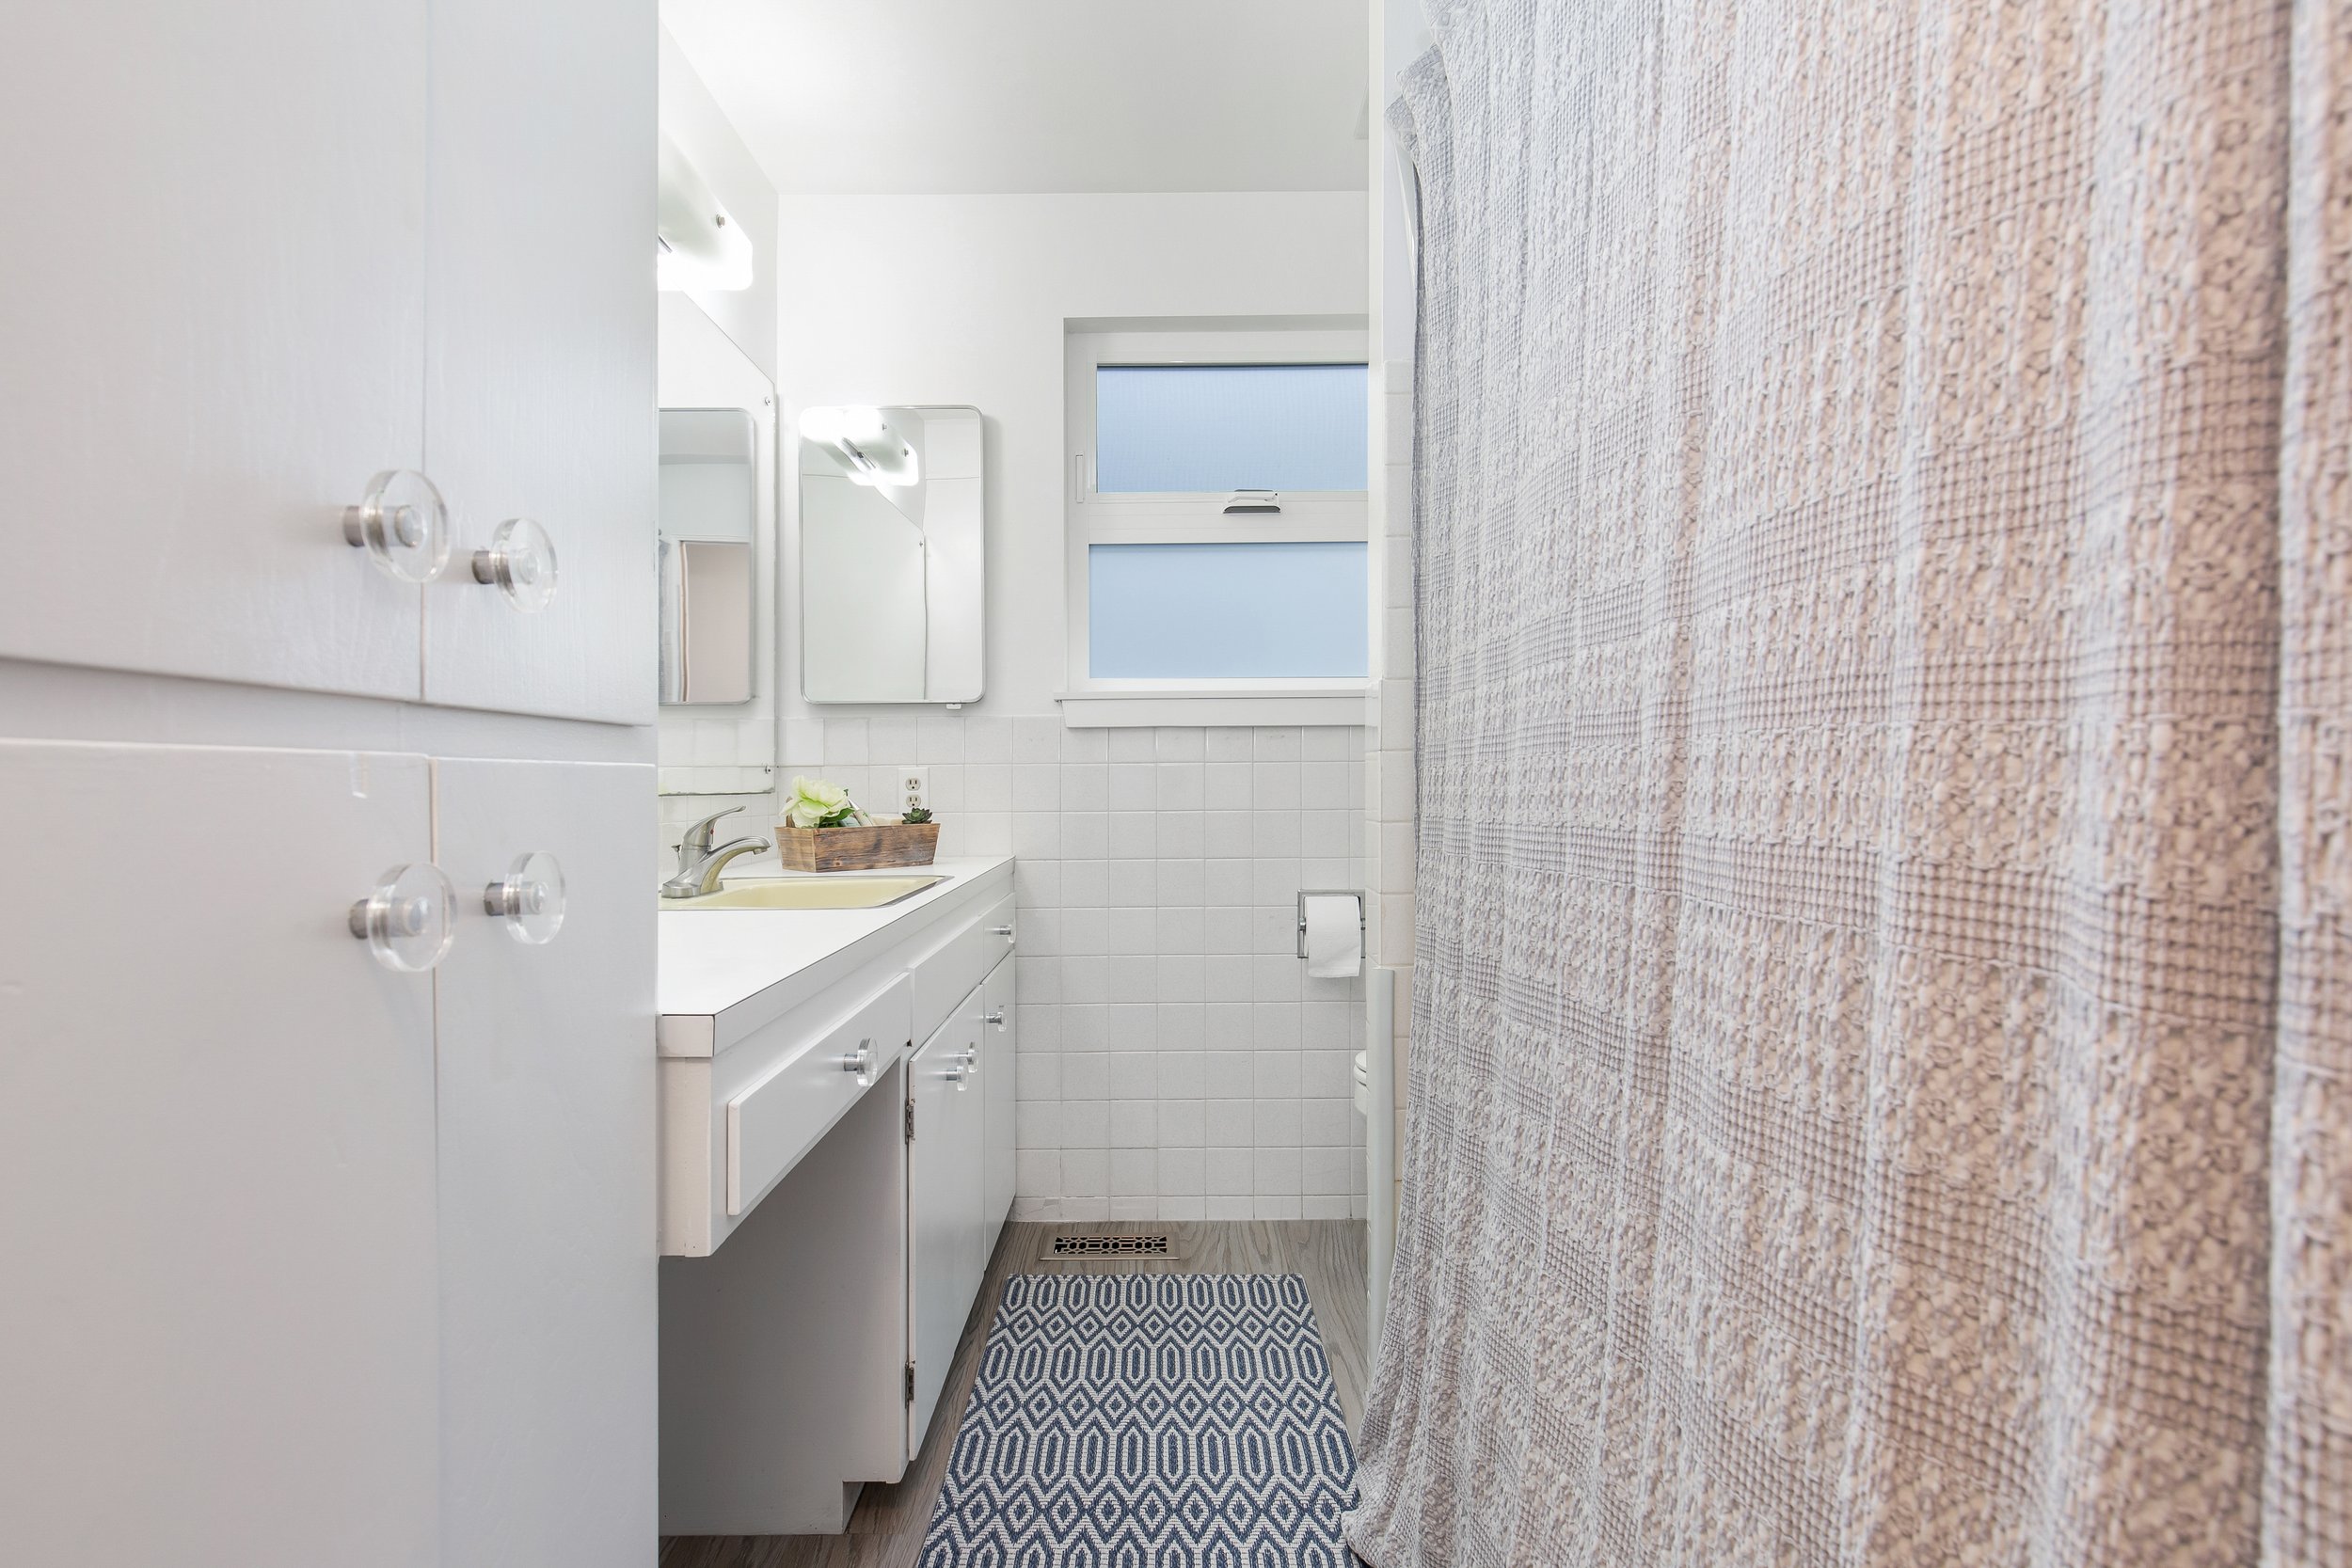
[1301,893,1362,979]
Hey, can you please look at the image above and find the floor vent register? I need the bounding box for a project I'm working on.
[1048,1233,1177,1259]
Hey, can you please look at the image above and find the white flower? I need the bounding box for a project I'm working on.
[785,775,860,829]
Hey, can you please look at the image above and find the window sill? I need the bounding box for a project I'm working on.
[1055,686,1372,728]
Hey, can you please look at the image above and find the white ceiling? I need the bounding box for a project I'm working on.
[660,1,1371,195]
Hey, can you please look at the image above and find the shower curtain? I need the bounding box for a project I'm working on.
[1351,2,2347,1565]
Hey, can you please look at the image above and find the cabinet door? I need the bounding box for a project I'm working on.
[906,996,984,1456]
[421,0,656,721]
[980,953,1017,1252]
[0,742,440,1566]
[0,4,428,699]
[431,758,657,1568]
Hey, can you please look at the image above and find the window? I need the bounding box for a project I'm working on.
[1089,542,1368,678]
[1094,364,1368,492]
[1065,326,1371,717]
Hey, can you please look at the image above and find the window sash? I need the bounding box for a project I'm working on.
[1091,362,1370,495]
[1065,325,1372,693]
[1088,541,1369,681]
[1069,329,1371,517]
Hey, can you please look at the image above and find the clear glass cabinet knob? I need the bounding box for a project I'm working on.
[343,469,452,584]
[838,1038,877,1086]
[350,863,457,972]
[485,850,566,944]
[471,517,559,612]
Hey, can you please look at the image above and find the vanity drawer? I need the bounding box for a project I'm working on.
[908,890,1016,1047]
[726,978,911,1217]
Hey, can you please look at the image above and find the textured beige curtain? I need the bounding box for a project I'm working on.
[1350,2,2349,1565]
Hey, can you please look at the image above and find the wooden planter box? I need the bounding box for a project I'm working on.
[774,821,940,872]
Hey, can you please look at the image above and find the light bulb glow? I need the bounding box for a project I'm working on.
[801,407,921,486]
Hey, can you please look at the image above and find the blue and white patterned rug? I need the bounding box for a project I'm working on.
[918,1273,1360,1566]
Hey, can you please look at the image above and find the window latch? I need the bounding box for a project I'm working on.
[1223,489,1281,515]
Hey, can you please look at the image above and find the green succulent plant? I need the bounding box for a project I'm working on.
[899,805,933,824]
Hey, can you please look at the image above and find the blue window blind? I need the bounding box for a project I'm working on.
[1089,543,1368,679]
[1094,364,1368,493]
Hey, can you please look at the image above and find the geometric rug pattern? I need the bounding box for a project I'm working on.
[918,1274,1359,1566]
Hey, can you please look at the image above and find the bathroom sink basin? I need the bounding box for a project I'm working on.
[669,875,946,911]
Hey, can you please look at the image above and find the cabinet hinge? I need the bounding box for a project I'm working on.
[905,1096,915,1143]
[904,1360,916,1404]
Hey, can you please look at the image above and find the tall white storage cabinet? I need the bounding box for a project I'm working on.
[0,744,444,1567]
[0,2,431,697]
[432,759,657,1568]
[0,2,659,1564]
[422,0,655,721]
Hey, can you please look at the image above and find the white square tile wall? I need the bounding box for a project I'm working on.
[843,719,1365,1224]
[657,718,1370,1222]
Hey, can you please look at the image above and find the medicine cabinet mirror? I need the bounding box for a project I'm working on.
[799,404,984,705]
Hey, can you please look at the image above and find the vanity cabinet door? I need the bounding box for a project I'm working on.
[0,2,429,700]
[0,742,441,1567]
[420,0,656,723]
[430,757,657,1568]
[906,991,986,1458]
[980,953,1017,1253]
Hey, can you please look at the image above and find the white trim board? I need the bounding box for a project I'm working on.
[1055,688,1370,728]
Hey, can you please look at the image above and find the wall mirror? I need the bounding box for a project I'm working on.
[799,404,984,705]
[656,294,777,793]
[660,410,755,704]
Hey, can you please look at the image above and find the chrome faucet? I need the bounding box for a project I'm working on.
[661,806,771,899]
[675,805,741,863]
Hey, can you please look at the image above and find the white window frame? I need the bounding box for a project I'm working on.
[1062,325,1373,726]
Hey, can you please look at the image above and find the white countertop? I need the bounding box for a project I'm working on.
[656,857,1014,1055]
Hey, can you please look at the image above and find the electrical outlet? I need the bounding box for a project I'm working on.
[898,767,930,816]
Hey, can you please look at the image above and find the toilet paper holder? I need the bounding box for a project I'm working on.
[1295,889,1366,960]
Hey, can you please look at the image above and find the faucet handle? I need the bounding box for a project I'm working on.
[678,804,743,859]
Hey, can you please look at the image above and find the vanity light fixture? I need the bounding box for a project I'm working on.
[657,135,754,293]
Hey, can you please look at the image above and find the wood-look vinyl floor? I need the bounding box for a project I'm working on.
[658,1220,1369,1568]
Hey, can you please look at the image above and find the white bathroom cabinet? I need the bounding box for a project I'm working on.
[0,743,445,1567]
[0,0,659,1561]
[419,0,655,723]
[907,986,988,1451]
[981,955,1018,1258]
[0,1,432,699]
[428,758,656,1568]
[0,744,658,1567]
[657,865,1019,1534]
[0,0,653,721]
[907,949,1018,1454]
